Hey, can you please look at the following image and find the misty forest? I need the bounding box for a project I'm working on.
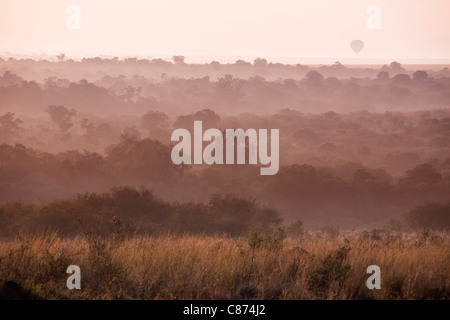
[0,56,449,299]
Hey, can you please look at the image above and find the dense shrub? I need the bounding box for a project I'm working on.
[403,201,450,230]
[0,187,282,238]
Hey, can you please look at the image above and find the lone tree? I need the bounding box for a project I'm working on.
[46,105,77,134]
[389,61,405,73]
[253,57,268,67]
[399,163,442,187]
[56,53,66,62]
[0,112,22,143]
[305,70,324,83]
[412,70,428,81]
[376,71,389,80]
[172,55,186,65]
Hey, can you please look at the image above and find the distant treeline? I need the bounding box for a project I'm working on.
[1,106,450,177]
[0,187,281,238]
[0,185,448,239]
[2,57,449,82]
[0,60,450,116]
[0,139,449,227]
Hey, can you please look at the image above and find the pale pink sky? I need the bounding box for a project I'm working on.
[1,0,449,63]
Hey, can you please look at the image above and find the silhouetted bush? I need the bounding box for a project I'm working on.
[403,201,450,230]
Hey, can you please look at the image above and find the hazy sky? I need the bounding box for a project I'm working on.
[1,0,449,63]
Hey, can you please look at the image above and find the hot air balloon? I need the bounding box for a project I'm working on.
[350,40,364,54]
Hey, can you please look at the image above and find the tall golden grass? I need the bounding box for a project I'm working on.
[0,229,448,299]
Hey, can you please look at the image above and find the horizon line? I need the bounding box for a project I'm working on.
[1,52,450,66]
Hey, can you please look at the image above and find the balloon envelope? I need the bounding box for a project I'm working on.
[350,40,364,54]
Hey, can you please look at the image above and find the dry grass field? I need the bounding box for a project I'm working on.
[0,229,448,300]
